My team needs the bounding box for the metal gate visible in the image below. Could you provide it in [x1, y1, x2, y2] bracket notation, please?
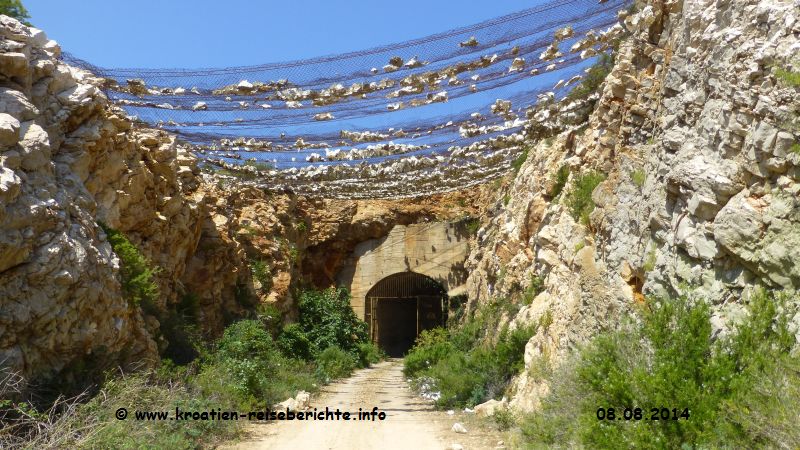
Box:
[364, 272, 448, 352]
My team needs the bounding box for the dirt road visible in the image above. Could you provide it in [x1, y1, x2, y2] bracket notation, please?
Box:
[226, 359, 501, 450]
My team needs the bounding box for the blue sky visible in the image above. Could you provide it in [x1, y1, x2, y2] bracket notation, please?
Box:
[26, 0, 536, 68]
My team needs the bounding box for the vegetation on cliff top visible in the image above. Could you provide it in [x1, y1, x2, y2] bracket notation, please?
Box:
[0, 0, 31, 25]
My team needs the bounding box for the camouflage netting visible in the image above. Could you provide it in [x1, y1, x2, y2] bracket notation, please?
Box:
[64, 0, 632, 198]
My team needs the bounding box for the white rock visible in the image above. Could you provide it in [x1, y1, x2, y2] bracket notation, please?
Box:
[0, 165, 21, 203]
[0, 88, 39, 121]
[294, 391, 311, 410]
[56, 84, 98, 106]
[452, 422, 468, 434]
[19, 122, 51, 171]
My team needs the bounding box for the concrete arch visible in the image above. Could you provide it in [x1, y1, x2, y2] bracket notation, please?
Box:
[336, 221, 471, 320]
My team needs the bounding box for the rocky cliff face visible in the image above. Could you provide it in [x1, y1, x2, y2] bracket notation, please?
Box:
[0, 16, 210, 383]
[465, 0, 800, 411]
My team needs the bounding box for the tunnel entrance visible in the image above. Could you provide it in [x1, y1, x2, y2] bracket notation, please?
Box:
[364, 272, 447, 357]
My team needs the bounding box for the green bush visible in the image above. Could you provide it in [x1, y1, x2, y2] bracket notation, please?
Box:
[250, 259, 272, 294]
[211, 320, 282, 406]
[403, 328, 454, 378]
[463, 217, 481, 235]
[315, 346, 357, 382]
[494, 407, 517, 431]
[565, 171, 606, 225]
[294, 287, 369, 357]
[566, 53, 614, 102]
[550, 165, 570, 199]
[277, 323, 314, 361]
[355, 342, 384, 368]
[631, 169, 646, 188]
[0, 0, 31, 26]
[62, 373, 236, 450]
[511, 147, 530, 175]
[775, 66, 800, 87]
[522, 274, 544, 305]
[100, 223, 159, 313]
[521, 290, 800, 449]
[255, 302, 282, 333]
[405, 317, 537, 408]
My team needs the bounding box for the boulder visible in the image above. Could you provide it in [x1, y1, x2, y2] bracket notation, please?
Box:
[0, 112, 20, 147]
[475, 398, 508, 418]
[19, 121, 51, 171]
[0, 88, 38, 121]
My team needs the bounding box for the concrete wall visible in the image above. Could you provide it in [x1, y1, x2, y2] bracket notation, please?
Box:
[336, 221, 470, 319]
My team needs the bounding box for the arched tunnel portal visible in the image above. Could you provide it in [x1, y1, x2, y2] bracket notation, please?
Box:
[365, 272, 447, 357]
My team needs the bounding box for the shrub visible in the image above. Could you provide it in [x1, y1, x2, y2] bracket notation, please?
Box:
[511, 147, 529, 175]
[250, 259, 272, 294]
[100, 223, 159, 313]
[288, 245, 300, 265]
[0, 0, 31, 26]
[565, 171, 605, 225]
[791, 142, 800, 156]
[196, 320, 318, 410]
[255, 302, 282, 333]
[550, 165, 570, 199]
[461, 217, 481, 235]
[642, 244, 657, 273]
[405, 318, 537, 408]
[294, 287, 369, 357]
[315, 347, 357, 382]
[403, 328, 454, 378]
[494, 407, 517, 431]
[775, 66, 800, 87]
[277, 323, 314, 361]
[631, 169, 646, 188]
[294, 221, 308, 233]
[355, 342, 384, 368]
[566, 53, 614, 102]
[43, 373, 236, 449]
[6, 300, 361, 447]
[521, 290, 800, 449]
[522, 274, 544, 305]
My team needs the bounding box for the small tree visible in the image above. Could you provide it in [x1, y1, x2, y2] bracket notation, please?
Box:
[0, 0, 31, 26]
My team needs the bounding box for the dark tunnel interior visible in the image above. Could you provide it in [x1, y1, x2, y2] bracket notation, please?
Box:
[364, 272, 447, 357]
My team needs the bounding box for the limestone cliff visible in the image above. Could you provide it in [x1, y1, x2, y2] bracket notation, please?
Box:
[464, 0, 800, 411]
[0, 15, 214, 384]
